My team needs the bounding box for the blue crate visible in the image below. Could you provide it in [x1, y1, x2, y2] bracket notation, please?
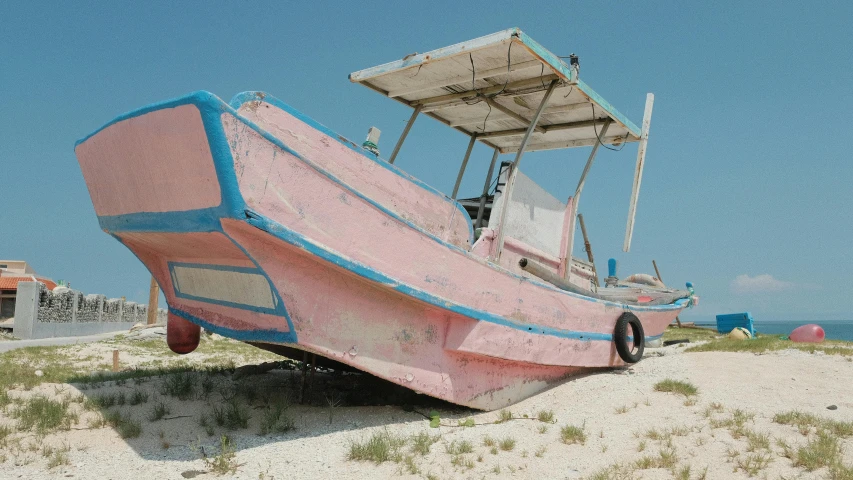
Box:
[716, 313, 755, 337]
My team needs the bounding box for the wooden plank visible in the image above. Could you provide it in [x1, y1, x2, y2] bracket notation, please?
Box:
[578, 213, 599, 288]
[513, 135, 635, 153]
[448, 102, 590, 127]
[349, 28, 518, 83]
[623, 93, 654, 252]
[478, 118, 610, 140]
[413, 75, 561, 109]
[387, 59, 542, 98]
[146, 276, 159, 325]
[481, 96, 545, 133]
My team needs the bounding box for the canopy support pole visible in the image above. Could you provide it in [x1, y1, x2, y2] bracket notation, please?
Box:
[388, 105, 422, 165]
[562, 119, 611, 281]
[623, 93, 654, 252]
[475, 148, 500, 229]
[494, 79, 559, 261]
[451, 133, 477, 199]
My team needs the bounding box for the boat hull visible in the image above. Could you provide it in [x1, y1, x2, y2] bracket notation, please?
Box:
[75, 91, 686, 409]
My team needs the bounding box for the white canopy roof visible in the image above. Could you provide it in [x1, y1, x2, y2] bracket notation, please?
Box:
[350, 28, 642, 153]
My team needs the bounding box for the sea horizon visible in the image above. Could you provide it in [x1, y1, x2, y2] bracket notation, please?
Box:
[692, 319, 853, 342]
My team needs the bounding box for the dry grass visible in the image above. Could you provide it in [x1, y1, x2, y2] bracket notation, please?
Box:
[686, 335, 853, 357]
[560, 424, 586, 445]
[654, 379, 698, 397]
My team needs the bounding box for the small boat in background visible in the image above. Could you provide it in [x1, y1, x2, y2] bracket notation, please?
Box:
[75, 28, 695, 409]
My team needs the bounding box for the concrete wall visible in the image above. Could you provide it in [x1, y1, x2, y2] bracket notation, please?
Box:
[13, 282, 167, 340]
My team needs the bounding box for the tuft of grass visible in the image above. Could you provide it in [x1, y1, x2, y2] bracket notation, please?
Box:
[773, 410, 853, 437]
[457, 418, 475, 427]
[709, 408, 755, 437]
[615, 405, 630, 414]
[258, 400, 295, 435]
[654, 379, 698, 397]
[534, 445, 546, 457]
[560, 424, 586, 445]
[159, 372, 195, 400]
[498, 437, 515, 452]
[537, 424, 548, 434]
[735, 452, 772, 477]
[482, 436, 495, 447]
[347, 430, 406, 464]
[794, 430, 841, 471]
[45, 444, 71, 469]
[202, 435, 238, 475]
[410, 432, 439, 456]
[197, 415, 216, 437]
[496, 409, 513, 424]
[212, 399, 250, 430]
[0, 390, 11, 409]
[445, 439, 473, 455]
[744, 429, 770, 452]
[449, 453, 474, 470]
[588, 463, 638, 480]
[103, 411, 143, 439]
[12, 396, 77, 433]
[635, 447, 678, 470]
[400, 455, 419, 475]
[129, 389, 149, 406]
[148, 401, 171, 421]
[536, 410, 555, 423]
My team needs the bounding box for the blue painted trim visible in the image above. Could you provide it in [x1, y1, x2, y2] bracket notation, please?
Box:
[98, 208, 224, 233]
[168, 261, 280, 315]
[228, 91, 475, 245]
[244, 209, 680, 344]
[170, 306, 296, 344]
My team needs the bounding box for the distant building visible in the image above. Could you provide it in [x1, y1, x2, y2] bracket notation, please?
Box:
[0, 261, 57, 320]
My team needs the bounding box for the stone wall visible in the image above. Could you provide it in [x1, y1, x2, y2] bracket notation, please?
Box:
[13, 282, 167, 340]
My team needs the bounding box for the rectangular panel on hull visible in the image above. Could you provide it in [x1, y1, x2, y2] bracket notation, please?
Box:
[169, 262, 277, 312]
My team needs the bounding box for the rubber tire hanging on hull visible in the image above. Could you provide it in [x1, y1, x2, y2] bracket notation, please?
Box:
[614, 312, 645, 363]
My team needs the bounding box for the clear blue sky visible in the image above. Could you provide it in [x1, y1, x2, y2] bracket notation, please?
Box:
[2, 1, 851, 323]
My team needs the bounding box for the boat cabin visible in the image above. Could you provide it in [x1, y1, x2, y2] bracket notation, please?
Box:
[350, 28, 654, 295]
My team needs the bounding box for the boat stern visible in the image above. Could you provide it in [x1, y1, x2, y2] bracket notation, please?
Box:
[74, 92, 297, 350]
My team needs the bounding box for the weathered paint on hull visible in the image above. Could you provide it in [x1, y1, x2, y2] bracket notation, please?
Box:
[75, 91, 685, 410]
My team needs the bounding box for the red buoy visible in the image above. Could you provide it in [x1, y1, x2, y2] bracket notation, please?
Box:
[167, 312, 201, 354]
[789, 324, 825, 343]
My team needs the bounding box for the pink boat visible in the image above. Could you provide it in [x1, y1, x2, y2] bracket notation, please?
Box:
[74, 29, 695, 410]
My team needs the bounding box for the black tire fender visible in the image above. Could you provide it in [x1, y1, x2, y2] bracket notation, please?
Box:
[614, 312, 645, 363]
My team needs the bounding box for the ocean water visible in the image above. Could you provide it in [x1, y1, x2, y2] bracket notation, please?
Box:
[696, 320, 853, 342]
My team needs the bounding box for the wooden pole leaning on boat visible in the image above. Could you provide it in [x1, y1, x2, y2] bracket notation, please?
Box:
[146, 276, 159, 325]
[577, 213, 598, 287]
[653, 259, 682, 328]
[519, 258, 604, 299]
[520, 258, 685, 306]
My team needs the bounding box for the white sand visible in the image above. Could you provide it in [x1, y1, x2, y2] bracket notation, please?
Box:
[2, 341, 853, 479]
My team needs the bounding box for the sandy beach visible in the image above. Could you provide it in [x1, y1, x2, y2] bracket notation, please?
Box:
[0, 330, 851, 479]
